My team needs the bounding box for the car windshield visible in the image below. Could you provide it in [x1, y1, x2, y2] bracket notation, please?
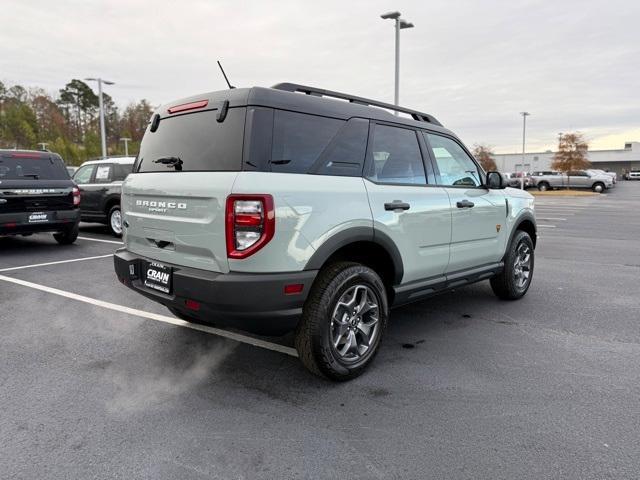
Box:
[0, 154, 69, 180]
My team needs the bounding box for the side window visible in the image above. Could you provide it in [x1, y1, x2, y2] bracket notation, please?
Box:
[113, 163, 133, 181]
[314, 118, 369, 177]
[271, 110, 343, 174]
[73, 165, 94, 185]
[425, 133, 482, 187]
[367, 124, 426, 185]
[94, 164, 113, 183]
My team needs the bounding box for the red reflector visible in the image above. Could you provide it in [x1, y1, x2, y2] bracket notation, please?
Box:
[4, 223, 17, 228]
[167, 99, 209, 114]
[185, 299, 201, 311]
[284, 284, 304, 295]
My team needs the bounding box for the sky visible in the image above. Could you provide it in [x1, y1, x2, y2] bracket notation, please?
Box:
[1, 0, 638, 153]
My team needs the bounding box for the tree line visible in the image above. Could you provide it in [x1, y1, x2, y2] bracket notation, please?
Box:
[0, 79, 154, 165]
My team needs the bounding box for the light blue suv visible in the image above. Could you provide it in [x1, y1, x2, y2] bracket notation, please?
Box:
[114, 83, 536, 380]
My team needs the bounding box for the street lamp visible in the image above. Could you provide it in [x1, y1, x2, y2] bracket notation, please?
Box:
[519, 111, 531, 189]
[381, 11, 414, 113]
[85, 77, 115, 159]
[120, 137, 132, 157]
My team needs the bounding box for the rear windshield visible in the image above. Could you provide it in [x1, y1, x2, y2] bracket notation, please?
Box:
[0, 155, 69, 180]
[136, 108, 246, 173]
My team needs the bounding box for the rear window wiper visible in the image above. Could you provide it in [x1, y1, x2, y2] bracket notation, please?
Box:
[21, 173, 39, 179]
[153, 156, 183, 171]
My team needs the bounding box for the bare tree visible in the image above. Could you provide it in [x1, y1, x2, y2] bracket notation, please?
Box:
[472, 144, 498, 172]
[551, 133, 590, 189]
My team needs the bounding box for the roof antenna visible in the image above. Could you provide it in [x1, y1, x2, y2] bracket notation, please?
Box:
[217, 61, 235, 89]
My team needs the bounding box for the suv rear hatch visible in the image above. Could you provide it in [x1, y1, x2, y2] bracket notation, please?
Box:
[0, 152, 75, 218]
[122, 100, 247, 273]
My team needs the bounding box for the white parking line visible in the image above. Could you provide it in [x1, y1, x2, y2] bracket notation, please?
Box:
[78, 236, 123, 245]
[0, 274, 298, 358]
[538, 224, 557, 228]
[0, 254, 114, 272]
[537, 217, 567, 221]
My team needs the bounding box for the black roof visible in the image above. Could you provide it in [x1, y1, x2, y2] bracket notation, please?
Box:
[157, 83, 453, 137]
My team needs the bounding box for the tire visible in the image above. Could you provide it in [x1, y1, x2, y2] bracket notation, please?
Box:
[295, 262, 389, 381]
[53, 223, 79, 245]
[490, 230, 534, 300]
[107, 205, 123, 237]
[592, 182, 605, 193]
[537, 182, 550, 192]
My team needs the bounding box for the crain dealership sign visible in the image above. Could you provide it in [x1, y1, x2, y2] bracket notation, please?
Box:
[136, 199, 187, 213]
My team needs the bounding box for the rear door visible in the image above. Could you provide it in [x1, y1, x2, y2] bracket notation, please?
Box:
[123, 106, 247, 273]
[364, 123, 451, 284]
[423, 132, 507, 273]
[73, 164, 99, 212]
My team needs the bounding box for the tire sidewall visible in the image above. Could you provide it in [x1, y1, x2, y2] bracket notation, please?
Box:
[311, 265, 388, 378]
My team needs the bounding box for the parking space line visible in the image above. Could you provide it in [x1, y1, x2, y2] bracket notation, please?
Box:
[0, 254, 114, 273]
[538, 224, 557, 228]
[0, 274, 298, 358]
[77, 236, 123, 245]
[537, 217, 567, 221]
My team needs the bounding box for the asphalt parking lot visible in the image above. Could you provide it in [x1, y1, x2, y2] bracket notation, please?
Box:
[2, 183, 640, 479]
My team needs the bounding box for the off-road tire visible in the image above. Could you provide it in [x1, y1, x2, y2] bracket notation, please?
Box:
[53, 223, 79, 245]
[295, 262, 389, 381]
[107, 205, 123, 237]
[490, 230, 534, 300]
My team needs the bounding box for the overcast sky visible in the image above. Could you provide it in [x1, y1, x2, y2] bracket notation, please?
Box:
[2, 0, 638, 153]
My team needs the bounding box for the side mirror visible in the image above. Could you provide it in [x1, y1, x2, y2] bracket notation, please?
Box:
[486, 171, 505, 189]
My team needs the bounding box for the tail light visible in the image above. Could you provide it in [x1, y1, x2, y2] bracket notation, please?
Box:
[225, 194, 275, 259]
[72, 187, 81, 206]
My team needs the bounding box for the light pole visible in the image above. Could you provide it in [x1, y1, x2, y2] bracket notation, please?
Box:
[519, 111, 530, 189]
[381, 11, 414, 113]
[120, 137, 132, 157]
[37, 142, 48, 151]
[85, 77, 115, 159]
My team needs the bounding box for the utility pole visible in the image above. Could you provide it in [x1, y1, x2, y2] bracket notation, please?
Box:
[519, 112, 531, 189]
[380, 11, 414, 113]
[120, 137, 131, 157]
[85, 77, 115, 159]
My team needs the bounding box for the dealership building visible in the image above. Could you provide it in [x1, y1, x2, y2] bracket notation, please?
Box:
[493, 142, 640, 176]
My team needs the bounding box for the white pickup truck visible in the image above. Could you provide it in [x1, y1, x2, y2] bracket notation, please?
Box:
[530, 170, 613, 193]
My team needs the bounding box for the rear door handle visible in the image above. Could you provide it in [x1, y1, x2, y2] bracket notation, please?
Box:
[384, 200, 410, 211]
[456, 200, 475, 208]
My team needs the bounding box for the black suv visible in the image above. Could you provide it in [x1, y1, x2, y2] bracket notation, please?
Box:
[0, 150, 80, 244]
[72, 157, 135, 237]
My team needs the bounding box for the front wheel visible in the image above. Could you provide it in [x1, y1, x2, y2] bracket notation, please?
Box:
[108, 205, 123, 237]
[295, 262, 388, 381]
[592, 182, 605, 193]
[490, 230, 534, 300]
[537, 182, 550, 192]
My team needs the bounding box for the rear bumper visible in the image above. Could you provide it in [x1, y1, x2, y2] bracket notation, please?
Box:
[113, 249, 318, 335]
[0, 209, 79, 236]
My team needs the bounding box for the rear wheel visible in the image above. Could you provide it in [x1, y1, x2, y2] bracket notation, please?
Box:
[490, 230, 534, 300]
[295, 262, 388, 381]
[592, 182, 605, 193]
[53, 223, 79, 245]
[537, 182, 550, 191]
[108, 205, 123, 237]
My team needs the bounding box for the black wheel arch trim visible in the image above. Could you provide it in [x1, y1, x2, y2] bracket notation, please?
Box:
[303, 226, 404, 285]
[510, 211, 537, 248]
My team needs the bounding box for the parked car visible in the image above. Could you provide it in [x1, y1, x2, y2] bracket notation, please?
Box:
[587, 169, 616, 185]
[0, 149, 80, 244]
[72, 157, 135, 236]
[113, 83, 537, 380]
[531, 170, 613, 192]
[626, 171, 640, 180]
[506, 171, 532, 188]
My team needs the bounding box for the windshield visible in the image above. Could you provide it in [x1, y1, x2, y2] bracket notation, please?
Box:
[136, 108, 246, 173]
[0, 154, 70, 180]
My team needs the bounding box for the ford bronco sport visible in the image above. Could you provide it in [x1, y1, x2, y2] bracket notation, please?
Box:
[114, 83, 537, 380]
[0, 149, 80, 244]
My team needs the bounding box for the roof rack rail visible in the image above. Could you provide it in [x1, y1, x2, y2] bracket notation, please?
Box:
[272, 82, 442, 127]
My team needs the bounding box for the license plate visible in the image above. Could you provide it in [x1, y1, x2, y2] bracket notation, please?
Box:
[144, 262, 172, 294]
[28, 212, 50, 223]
